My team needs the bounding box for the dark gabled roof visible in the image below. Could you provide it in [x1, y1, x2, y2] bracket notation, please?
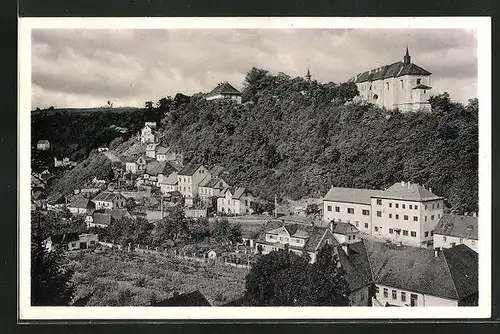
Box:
[145, 161, 177, 176]
[47, 193, 66, 205]
[331, 221, 359, 235]
[68, 197, 94, 209]
[442, 244, 478, 300]
[94, 208, 132, 221]
[434, 214, 478, 240]
[412, 83, 432, 90]
[354, 61, 431, 83]
[221, 186, 253, 199]
[178, 163, 204, 176]
[207, 82, 241, 97]
[37, 139, 50, 145]
[151, 290, 212, 307]
[92, 191, 125, 203]
[374, 182, 442, 201]
[323, 187, 385, 205]
[156, 146, 170, 155]
[337, 241, 373, 291]
[48, 232, 79, 245]
[364, 240, 477, 301]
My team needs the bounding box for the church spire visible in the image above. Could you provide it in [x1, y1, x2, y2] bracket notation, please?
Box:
[404, 45, 411, 64]
[306, 68, 311, 81]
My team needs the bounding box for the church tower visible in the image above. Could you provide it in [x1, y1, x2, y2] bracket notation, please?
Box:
[403, 46, 411, 64]
[306, 68, 311, 81]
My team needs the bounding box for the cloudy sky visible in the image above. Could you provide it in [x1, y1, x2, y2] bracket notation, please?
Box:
[31, 28, 477, 109]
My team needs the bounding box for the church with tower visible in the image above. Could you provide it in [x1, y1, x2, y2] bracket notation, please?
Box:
[349, 47, 432, 112]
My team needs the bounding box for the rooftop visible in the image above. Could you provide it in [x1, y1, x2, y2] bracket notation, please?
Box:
[91, 191, 125, 203]
[207, 82, 241, 98]
[178, 163, 204, 176]
[352, 57, 431, 84]
[323, 187, 386, 205]
[375, 182, 442, 201]
[145, 161, 177, 177]
[434, 214, 478, 240]
[331, 221, 359, 235]
[68, 197, 94, 209]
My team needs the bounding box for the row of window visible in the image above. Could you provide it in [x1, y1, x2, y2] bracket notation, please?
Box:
[376, 286, 418, 306]
[384, 228, 418, 237]
[179, 177, 191, 183]
[326, 206, 371, 216]
[376, 199, 442, 211]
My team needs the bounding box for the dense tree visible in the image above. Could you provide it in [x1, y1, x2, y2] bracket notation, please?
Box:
[305, 203, 321, 216]
[31, 222, 74, 305]
[212, 219, 242, 245]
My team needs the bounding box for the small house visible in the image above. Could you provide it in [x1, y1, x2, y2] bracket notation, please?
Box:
[36, 140, 50, 151]
[91, 191, 127, 210]
[146, 143, 158, 159]
[206, 82, 242, 104]
[67, 196, 95, 215]
[216, 187, 254, 216]
[433, 214, 478, 252]
[45, 233, 99, 252]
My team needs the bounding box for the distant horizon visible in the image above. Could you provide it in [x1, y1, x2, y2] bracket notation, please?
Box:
[32, 28, 477, 110]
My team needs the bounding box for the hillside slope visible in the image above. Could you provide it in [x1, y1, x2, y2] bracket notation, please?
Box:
[157, 68, 478, 214]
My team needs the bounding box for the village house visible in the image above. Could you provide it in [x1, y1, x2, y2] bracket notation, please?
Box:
[330, 221, 361, 245]
[254, 222, 339, 264]
[146, 143, 159, 158]
[54, 156, 77, 168]
[323, 181, 444, 248]
[159, 172, 179, 194]
[67, 196, 95, 215]
[91, 191, 127, 210]
[143, 161, 177, 187]
[36, 139, 50, 151]
[138, 122, 160, 144]
[177, 164, 212, 206]
[433, 214, 478, 252]
[97, 147, 109, 152]
[125, 155, 147, 174]
[86, 208, 133, 228]
[205, 82, 242, 104]
[156, 146, 184, 163]
[45, 233, 99, 252]
[199, 177, 230, 204]
[46, 193, 67, 211]
[217, 187, 255, 216]
[349, 47, 432, 112]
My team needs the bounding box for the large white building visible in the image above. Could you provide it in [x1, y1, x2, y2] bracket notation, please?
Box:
[323, 181, 444, 247]
[350, 47, 432, 112]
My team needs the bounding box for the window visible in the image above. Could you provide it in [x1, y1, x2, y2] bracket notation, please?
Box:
[425, 231, 429, 237]
[364, 223, 369, 229]
[71, 242, 76, 247]
[432, 204, 435, 209]
[417, 79, 421, 84]
[404, 215, 409, 221]
[389, 213, 392, 218]
[409, 205, 413, 209]
[411, 231, 417, 237]
[383, 288, 388, 298]
[392, 290, 397, 300]
[377, 199, 382, 205]
[352, 235, 356, 240]
[425, 205, 428, 210]
[355, 221, 359, 227]
[374, 226, 379, 232]
[348, 235, 351, 240]
[431, 230, 434, 236]
[90, 240, 96, 245]
[437, 214, 441, 219]
[415, 205, 418, 210]
[403, 230, 408, 236]
[395, 214, 399, 220]
[389, 203, 392, 208]
[431, 215, 435, 220]
[377, 211, 382, 217]
[389, 228, 394, 234]
[443, 236, 447, 241]
[347, 208, 354, 214]
[362, 209, 370, 216]
[401, 292, 406, 302]
[425, 216, 427, 222]
[335, 206, 340, 212]
[395, 203, 399, 208]
[327, 205, 332, 212]
[386, 82, 389, 90]
[402, 204, 406, 209]
[375, 286, 380, 294]
[413, 216, 418, 222]
[437, 203, 440, 208]
[401, 80, 404, 89]
[410, 294, 418, 306]
[360, 291, 365, 301]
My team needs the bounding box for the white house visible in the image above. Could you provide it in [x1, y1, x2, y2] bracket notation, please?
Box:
[36, 139, 50, 150]
[199, 177, 230, 204]
[350, 47, 432, 112]
[323, 181, 444, 248]
[45, 233, 99, 252]
[177, 164, 211, 205]
[146, 143, 159, 158]
[139, 123, 159, 144]
[216, 187, 254, 216]
[125, 156, 147, 174]
[159, 172, 179, 194]
[67, 197, 95, 215]
[329, 221, 360, 245]
[91, 191, 127, 210]
[254, 222, 338, 264]
[433, 214, 478, 252]
[205, 82, 242, 104]
[143, 161, 177, 187]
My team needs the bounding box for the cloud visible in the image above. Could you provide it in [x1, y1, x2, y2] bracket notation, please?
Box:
[31, 28, 477, 109]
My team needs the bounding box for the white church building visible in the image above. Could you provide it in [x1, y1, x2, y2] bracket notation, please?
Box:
[350, 47, 432, 112]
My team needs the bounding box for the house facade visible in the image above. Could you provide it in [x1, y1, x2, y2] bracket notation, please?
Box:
[350, 47, 432, 112]
[146, 143, 158, 158]
[45, 233, 99, 252]
[206, 82, 242, 103]
[433, 214, 478, 252]
[144, 161, 177, 187]
[199, 177, 229, 204]
[254, 223, 338, 264]
[323, 181, 444, 247]
[177, 164, 211, 201]
[139, 124, 157, 144]
[216, 187, 254, 215]
[91, 191, 127, 210]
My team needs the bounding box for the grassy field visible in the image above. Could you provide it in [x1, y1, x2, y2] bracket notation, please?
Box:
[64, 248, 247, 306]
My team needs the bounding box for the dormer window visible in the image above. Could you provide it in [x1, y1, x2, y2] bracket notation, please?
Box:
[416, 78, 421, 84]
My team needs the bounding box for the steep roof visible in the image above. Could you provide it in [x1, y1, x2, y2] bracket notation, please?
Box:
[353, 61, 431, 83]
[159, 172, 178, 185]
[331, 221, 359, 235]
[178, 163, 204, 176]
[434, 214, 478, 240]
[364, 240, 477, 300]
[337, 241, 373, 291]
[145, 161, 177, 176]
[210, 166, 225, 178]
[207, 82, 241, 97]
[94, 208, 133, 221]
[221, 186, 253, 199]
[68, 197, 94, 209]
[156, 146, 169, 154]
[91, 191, 125, 203]
[323, 187, 386, 205]
[151, 290, 212, 306]
[374, 182, 442, 201]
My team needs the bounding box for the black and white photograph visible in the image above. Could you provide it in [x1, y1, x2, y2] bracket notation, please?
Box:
[18, 17, 491, 319]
